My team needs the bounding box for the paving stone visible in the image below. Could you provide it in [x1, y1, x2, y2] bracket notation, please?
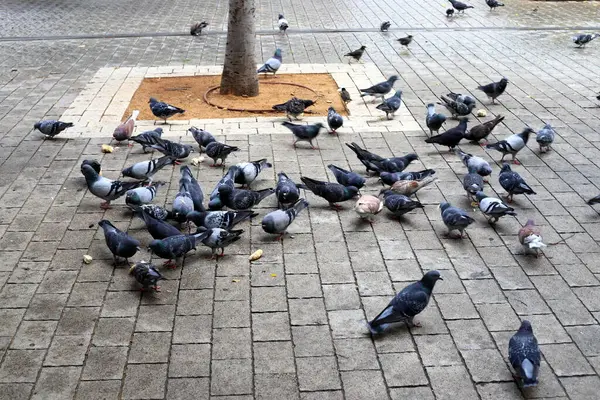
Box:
[287, 274, 323, 298]
[31, 366, 81, 400]
[128, 332, 171, 364]
[25, 292, 68, 322]
[101, 290, 140, 317]
[296, 356, 341, 391]
[166, 378, 209, 400]
[476, 382, 524, 400]
[525, 314, 571, 344]
[251, 286, 287, 312]
[477, 303, 521, 332]
[135, 304, 175, 332]
[255, 373, 299, 400]
[461, 348, 513, 382]
[414, 334, 462, 366]
[0, 283, 37, 308]
[0, 350, 45, 383]
[379, 352, 428, 386]
[300, 392, 343, 400]
[212, 327, 252, 359]
[122, 363, 167, 399]
[92, 317, 135, 346]
[252, 312, 291, 341]
[211, 359, 253, 396]
[289, 298, 327, 325]
[0, 309, 25, 337]
[328, 309, 367, 338]
[427, 365, 479, 400]
[341, 370, 388, 400]
[389, 386, 435, 400]
[81, 347, 127, 380]
[44, 335, 90, 366]
[560, 376, 600, 400]
[292, 325, 334, 357]
[76, 380, 122, 400]
[213, 301, 250, 328]
[173, 315, 211, 343]
[447, 319, 496, 350]
[254, 341, 295, 374]
[435, 293, 480, 320]
[0, 383, 33, 400]
[169, 343, 211, 377]
[540, 343, 595, 376]
[565, 325, 600, 356]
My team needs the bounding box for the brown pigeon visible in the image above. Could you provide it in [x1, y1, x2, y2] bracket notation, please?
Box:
[518, 219, 546, 257]
[113, 110, 139, 145]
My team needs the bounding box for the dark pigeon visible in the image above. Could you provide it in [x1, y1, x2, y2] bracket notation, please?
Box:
[209, 167, 239, 210]
[463, 168, 484, 201]
[81, 159, 101, 175]
[446, 8, 455, 17]
[273, 97, 312, 121]
[136, 204, 174, 221]
[573, 33, 599, 47]
[536, 123, 555, 153]
[98, 219, 140, 265]
[218, 185, 275, 210]
[205, 141, 239, 166]
[190, 21, 208, 35]
[299, 177, 359, 209]
[282, 122, 324, 149]
[509, 320, 541, 388]
[376, 90, 402, 120]
[278, 14, 289, 32]
[130, 127, 163, 152]
[486, 0, 504, 11]
[440, 202, 475, 238]
[180, 165, 205, 211]
[262, 198, 309, 239]
[397, 35, 413, 47]
[477, 78, 508, 104]
[380, 190, 424, 217]
[360, 75, 398, 102]
[340, 88, 352, 103]
[129, 261, 163, 291]
[276, 172, 300, 208]
[499, 163, 536, 202]
[328, 164, 366, 189]
[172, 180, 194, 222]
[587, 194, 600, 205]
[345, 142, 385, 174]
[380, 21, 391, 32]
[327, 107, 344, 133]
[463, 115, 504, 145]
[135, 208, 182, 240]
[148, 230, 211, 269]
[345, 45, 367, 62]
[149, 97, 185, 123]
[439, 95, 475, 118]
[426, 103, 447, 135]
[425, 118, 467, 151]
[188, 127, 215, 153]
[34, 120, 73, 138]
[449, 0, 474, 12]
[149, 137, 194, 162]
[234, 159, 272, 186]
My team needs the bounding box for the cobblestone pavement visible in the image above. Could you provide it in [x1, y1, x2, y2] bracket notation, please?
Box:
[2, 0, 600, 399]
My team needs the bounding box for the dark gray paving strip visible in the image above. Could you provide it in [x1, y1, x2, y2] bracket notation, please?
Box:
[1, 25, 599, 42]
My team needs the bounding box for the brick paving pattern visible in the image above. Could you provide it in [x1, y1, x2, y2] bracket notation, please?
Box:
[1, 0, 600, 399]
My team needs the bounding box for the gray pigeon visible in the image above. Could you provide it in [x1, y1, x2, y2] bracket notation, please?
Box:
[282, 122, 324, 149]
[380, 21, 391, 32]
[98, 219, 140, 265]
[327, 107, 343, 133]
[148, 230, 211, 269]
[573, 33, 600, 48]
[299, 177, 359, 209]
[439, 95, 475, 118]
[130, 128, 163, 152]
[509, 320, 540, 388]
[218, 185, 275, 210]
[536, 123, 555, 153]
[34, 120, 73, 138]
[199, 228, 244, 258]
[262, 199, 309, 239]
[234, 159, 272, 186]
[257, 49, 283, 75]
[135, 208, 182, 239]
[188, 127, 215, 153]
[477, 78, 508, 104]
[379, 169, 436, 185]
[346, 142, 417, 175]
[440, 202, 475, 238]
[81, 164, 143, 209]
[172, 181, 194, 222]
[425, 103, 447, 135]
[129, 261, 163, 291]
[455, 148, 492, 177]
[125, 182, 165, 207]
[360, 75, 399, 102]
[499, 163, 536, 202]
[180, 165, 205, 212]
[328, 164, 366, 190]
[486, 128, 533, 164]
[446, 91, 476, 106]
[475, 191, 516, 223]
[190, 21, 208, 36]
[463, 168, 484, 202]
[149, 137, 194, 162]
[149, 97, 185, 123]
[276, 172, 300, 208]
[587, 194, 600, 206]
[209, 167, 239, 210]
[380, 190, 424, 217]
[121, 155, 175, 183]
[136, 204, 174, 221]
[187, 210, 257, 230]
[376, 90, 403, 120]
[205, 141, 240, 166]
[368, 271, 442, 334]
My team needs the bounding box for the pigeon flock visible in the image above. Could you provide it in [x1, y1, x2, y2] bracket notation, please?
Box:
[27, 10, 600, 393]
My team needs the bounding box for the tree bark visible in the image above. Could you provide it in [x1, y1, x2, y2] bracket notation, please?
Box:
[220, 0, 259, 97]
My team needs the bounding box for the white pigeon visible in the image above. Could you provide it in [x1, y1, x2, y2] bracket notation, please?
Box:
[486, 128, 534, 164]
[278, 14, 289, 33]
[455, 148, 492, 177]
[475, 191, 516, 223]
[354, 195, 383, 222]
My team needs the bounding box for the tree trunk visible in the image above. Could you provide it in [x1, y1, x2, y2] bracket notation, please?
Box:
[220, 0, 259, 97]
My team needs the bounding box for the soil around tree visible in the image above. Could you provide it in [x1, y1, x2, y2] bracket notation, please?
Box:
[122, 73, 349, 121]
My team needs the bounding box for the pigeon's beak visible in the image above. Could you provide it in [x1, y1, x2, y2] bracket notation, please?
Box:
[438, 277, 444, 281]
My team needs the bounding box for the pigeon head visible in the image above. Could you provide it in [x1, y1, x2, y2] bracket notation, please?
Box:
[33, 122, 41, 130]
[148, 97, 158, 104]
[500, 163, 512, 173]
[278, 14, 284, 19]
[314, 123, 325, 130]
[274, 49, 283, 59]
[81, 159, 101, 175]
[388, 75, 399, 84]
[378, 188, 393, 197]
[345, 186, 360, 198]
[393, 90, 403, 98]
[500, 77, 509, 84]
[147, 239, 162, 254]
[126, 191, 141, 205]
[439, 202, 451, 212]
[519, 127, 534, 142]
[81, 164, 100, 183]
[475, 191, 487, 201]
[359, 46, 367, 50]
[328, 106, 335, 113]
[404, 153, 419, 163]
[421, 270, 443, 289]
[407, 35, 414, 39]
[426, 103, 435, 109]
[525, 219, 535, 227]
[518, 320, 533, 334]
[218, 185, 233, 196]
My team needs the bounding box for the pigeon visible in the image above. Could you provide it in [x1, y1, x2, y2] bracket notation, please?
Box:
[463, 115, 505, 145]
[439, 95, 475, 118]
[299, 177, 359, 209]
[257, 49, 282, 75]
[379, 169, 436, 185]
[276, 172, 300, 208]
[509, 320, 541, 388]
[499, 163, 536, 202]
[125, 182, 164, 207]
[573, 33, 600, 48]
[345, 45, 367, 63]
[587, 194, 600, 205]
[190, 21, 208, 36]
[518, 219, 546, 257]
[340, 88, 352, 103]
[376, 90, 403, 120]
[345, 142, 385, 174]
[130, 127, 163, 152]
[262, 198, 309, 239]
[148, 230, 211, 268]
[218, 185, 275, 210]
[129, 261, 163, 291]
[188, 127, 215, 153]
[199, 228, 244, 258]
[346, 143, 418, 174]
[81, 164, 143, 209]
[149, 137, 194, 162]
[209, 167, 239, 210]
[81, 159, 101, 176]
[172, 181, 194, 222]
[389, 176, 437, 196]
[397, 35, 413, 47]
[34, 120, 73, 138]
[368, 271, 443, 333]
[475, 191, 516, 223]
[328, 164, 366, 189]
[113, 110, 139, 144]
[121, 155, 175, 183]
[449, 0, 474, 12]
[425, 118, 467, 151]
[187, 210, 257, 230]
[477, 78, 508, 104]
[205, 141, 239, 166]
[486, 0, 504, 11]
[180, 165, 205, 211]
[273, 98, 314, 121]
[455, 148, 492, 177]
[136, 204, 174, 221]
[234, 159, 272, 187]
[149, 97, 185, 123]
[272, 98, 316, 112]
[446, 8, 455, 17]
[360, 75, 398, 102]
[354, 195, 383, 222]
[380, 21, 391, 32]
[327, 107, 344, 133]
[446, 91, 477, 106]
[278, 14, 289, 32]
[440, 202, 475, 238]
[380, 190, 424, 217]
[282, 122, 324, 149]
[597, 93, 600, 101]
[135, 207, 182, 239]
[486, 128, 533, 164]
[536, 123, 555, 153]
[425, 103, 447, 135]
[463, 168, 485, 202]
[98, 219, 140, 265]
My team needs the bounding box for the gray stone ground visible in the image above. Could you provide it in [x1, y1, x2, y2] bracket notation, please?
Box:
[2, 0, 600, 399]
